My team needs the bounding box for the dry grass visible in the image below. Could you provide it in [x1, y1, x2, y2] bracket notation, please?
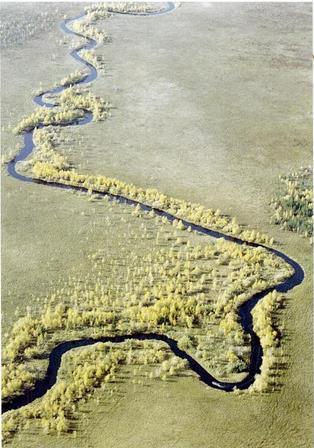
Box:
[1, 2, 312, 448]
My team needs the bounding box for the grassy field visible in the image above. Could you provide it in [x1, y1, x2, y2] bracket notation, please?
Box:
[1, 2, 312, 448]
[1, 1, 90, 328]
[66, 2, 312, 229]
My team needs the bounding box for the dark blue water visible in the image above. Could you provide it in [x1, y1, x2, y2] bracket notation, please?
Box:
[3, 3, 304, 414]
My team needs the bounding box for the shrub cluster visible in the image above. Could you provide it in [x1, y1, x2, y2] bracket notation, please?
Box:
[249, 291, 284, 393]
[2, 341, 187, 440]
[58, 69, 88, 89]
[71, 17, 109, 44]
[13, 88, 111, 134]
[270, 167, 313, 239]
[80, 49, 106, 72]
[85, 2, 169, 16]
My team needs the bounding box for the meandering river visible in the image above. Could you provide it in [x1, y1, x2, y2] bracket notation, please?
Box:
[4, 3, 304, 414]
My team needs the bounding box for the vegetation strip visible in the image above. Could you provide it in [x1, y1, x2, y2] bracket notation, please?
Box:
[4, 2, 304, 416]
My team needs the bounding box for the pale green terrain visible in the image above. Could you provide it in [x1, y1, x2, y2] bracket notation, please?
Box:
[1, 2, 312, 448]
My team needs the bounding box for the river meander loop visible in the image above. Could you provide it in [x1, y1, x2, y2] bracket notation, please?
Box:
[4, 3, 304, 413]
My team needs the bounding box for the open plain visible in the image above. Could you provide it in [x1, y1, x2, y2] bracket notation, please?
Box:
[1, 2, 312, 448]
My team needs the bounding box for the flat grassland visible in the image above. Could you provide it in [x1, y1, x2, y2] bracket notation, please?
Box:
[1, 2, 312, 448]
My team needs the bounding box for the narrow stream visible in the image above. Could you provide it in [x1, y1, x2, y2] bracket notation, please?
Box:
[3, 3, 304, 414]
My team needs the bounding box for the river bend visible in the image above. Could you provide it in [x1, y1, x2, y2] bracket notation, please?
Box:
[3, 3, 304, 413]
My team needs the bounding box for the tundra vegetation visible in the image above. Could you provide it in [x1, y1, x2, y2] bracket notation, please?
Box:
[24, 128, 275, 248]
[249, 291, 285, 393]
[3, 340, 188, 441]
[13, 87, 111, 135]
[2, 2, 299, 445]
[33, 69, 89, 96]
[86, 2, 172, 15]
[31, 155, 274, 245]
[80, 49, 106, 72]
[0, 5, 64, 48]
[11, 4, 274, 247]
[2, 209, 292, 442]
[71, 17, 109, 44]
[270, 167, 313, 240]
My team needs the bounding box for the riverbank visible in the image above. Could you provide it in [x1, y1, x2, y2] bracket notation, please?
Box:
[1, 2, 312, 448]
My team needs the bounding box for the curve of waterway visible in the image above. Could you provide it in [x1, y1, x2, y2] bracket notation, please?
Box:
[3, 3, 304, 414]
